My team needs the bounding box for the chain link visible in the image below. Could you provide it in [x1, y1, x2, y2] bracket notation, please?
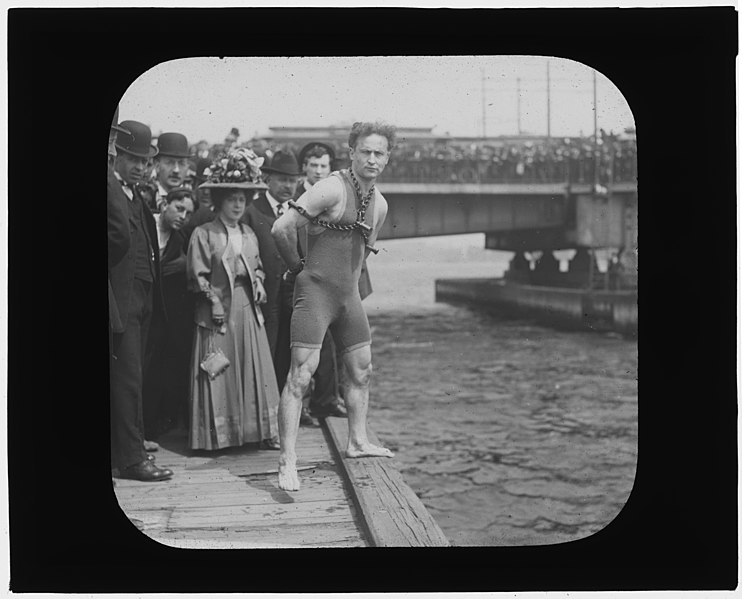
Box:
[288, 169, 379, 253]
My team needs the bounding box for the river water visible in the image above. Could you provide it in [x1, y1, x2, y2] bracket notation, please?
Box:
[361, 235, 638, 547]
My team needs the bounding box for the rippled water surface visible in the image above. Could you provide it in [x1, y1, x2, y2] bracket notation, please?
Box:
[362, 236, 638, 546]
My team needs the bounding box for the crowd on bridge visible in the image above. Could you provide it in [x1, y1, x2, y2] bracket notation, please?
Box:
[191, 129, 637, 187]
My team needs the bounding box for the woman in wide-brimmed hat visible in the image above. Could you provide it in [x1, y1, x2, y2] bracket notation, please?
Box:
[186, 148, 280, 450]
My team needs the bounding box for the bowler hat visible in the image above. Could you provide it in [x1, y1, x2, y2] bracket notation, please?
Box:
[110, 105, 129, 134]
[157, 132, 190, 158]
[261, 150, 301, 176]
[115, 120, 158, 159]
[298, 142, 335, 168]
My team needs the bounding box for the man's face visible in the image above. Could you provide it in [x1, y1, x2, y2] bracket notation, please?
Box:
[156, 156, 188, 190]
[161, 197, 195, 231]
[349, 134, 390, 181]
[304, 153, 331, 185]
[267, 173, 299, 203]
[114, 151, 148, 185]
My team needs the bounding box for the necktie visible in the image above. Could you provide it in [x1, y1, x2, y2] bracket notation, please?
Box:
[276, 204, 284, 218]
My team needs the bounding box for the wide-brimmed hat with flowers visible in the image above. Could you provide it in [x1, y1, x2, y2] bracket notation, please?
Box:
[200, 147, 268, 190]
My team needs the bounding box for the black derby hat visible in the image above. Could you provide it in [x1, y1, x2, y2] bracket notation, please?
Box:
[115, 120, 158, 159]
[110, 105, 129, 134]
[298, 141, 335, 167]
[261, 150, 301, 176]
[157, 132, 190, 158]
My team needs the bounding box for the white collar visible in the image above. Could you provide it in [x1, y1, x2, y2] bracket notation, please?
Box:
[265, 191, 286, 215]
[113, 170, 133, 200]
[154, 213, 171, 251]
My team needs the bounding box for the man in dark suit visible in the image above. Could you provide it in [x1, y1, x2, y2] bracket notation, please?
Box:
[109, 120, 173, 482]
[108, 113, 130, 335]
[142, 188, 195, 440]
[241, 151, 300, 397]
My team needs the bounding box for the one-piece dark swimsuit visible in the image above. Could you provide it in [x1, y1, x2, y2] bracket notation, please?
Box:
[290, 169, 375, 353]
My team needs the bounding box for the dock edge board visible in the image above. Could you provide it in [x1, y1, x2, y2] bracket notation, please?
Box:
[322, 417, 449, 548]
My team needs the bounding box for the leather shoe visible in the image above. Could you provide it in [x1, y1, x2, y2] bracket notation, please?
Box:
[312, 402, 348, 418]
[118, 460, 173, 482]
[299, 407, 317, 426]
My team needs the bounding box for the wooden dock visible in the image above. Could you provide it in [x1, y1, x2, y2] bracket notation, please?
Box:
[114, 418, 448, 548]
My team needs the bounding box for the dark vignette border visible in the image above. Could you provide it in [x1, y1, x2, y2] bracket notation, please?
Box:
[7, 6, 737, 593]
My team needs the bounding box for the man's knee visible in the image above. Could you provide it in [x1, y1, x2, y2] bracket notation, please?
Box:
[346, 358, 373, 387]
[288, 349, 321, 391]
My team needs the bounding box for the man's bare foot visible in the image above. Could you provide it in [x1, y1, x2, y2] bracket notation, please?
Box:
[277, 455, 300, 491]
[346, 443, 395, 459]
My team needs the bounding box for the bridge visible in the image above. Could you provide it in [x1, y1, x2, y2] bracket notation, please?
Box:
[375, 180, 638, 290]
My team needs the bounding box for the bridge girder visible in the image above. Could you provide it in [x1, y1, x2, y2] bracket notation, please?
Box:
[378, 185, 637, 253]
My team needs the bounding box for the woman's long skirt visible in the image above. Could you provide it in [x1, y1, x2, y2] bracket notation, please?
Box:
[189, 284, 279, 450]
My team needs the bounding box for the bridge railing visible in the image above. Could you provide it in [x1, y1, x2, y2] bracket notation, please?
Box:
[378, 156, 637, 185]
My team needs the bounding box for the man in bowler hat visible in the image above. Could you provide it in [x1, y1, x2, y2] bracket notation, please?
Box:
[241, 150, 303, 396]
[154, 132, 191, 211]
[108, 109, 130, 337]
[109, 119, 173, 482]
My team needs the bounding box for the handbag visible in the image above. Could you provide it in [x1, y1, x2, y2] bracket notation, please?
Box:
[200, 328, 230, 380]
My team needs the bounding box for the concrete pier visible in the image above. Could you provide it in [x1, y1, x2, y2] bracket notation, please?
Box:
[435, 278, 637, 336]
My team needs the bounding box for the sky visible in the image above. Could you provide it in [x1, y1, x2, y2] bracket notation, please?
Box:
[119, 55, 635, 145]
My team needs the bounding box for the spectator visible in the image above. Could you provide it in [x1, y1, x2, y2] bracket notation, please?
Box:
[187, 148, 280, 450]
[241, 151, 302, 397]
[143, 187, 196, 440]
[153, 132, 191, 210]
[109, 120, 173, 481]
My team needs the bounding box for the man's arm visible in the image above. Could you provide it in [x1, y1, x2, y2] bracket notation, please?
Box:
[271, 176, 343, 270]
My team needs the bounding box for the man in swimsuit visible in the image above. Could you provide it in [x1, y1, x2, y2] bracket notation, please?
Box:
[272, 122, 396, 491]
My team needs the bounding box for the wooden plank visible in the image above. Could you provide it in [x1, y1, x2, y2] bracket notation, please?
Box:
[126, 501, 356, 531]
[152, 521, 366, 546]
[118, 482, 349, 510]
[116, 471, 343, 500]
[323, 417, 449, 547]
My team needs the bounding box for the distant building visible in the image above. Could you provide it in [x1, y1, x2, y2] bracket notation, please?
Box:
[263, 125, 438, 146]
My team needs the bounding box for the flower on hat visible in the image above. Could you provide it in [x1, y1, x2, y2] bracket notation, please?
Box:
[205, 147, 265, 185]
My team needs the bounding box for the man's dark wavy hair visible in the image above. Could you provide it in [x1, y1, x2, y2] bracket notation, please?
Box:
[348, 121, 396, 151]
[304, 144, 332, 163]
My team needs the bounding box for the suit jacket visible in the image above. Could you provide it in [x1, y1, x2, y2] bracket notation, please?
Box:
[107, 169, 130, 333]
[108, 173, 164, 332]
[187, 218, 265, 332]
[159, 228, 194, 326]
[241, 193, 288, 352]
[108, 169, 130, 269]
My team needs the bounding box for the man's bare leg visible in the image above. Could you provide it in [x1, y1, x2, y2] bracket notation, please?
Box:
[278, 347, 320, 491]
[342, 345, 394, 459]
